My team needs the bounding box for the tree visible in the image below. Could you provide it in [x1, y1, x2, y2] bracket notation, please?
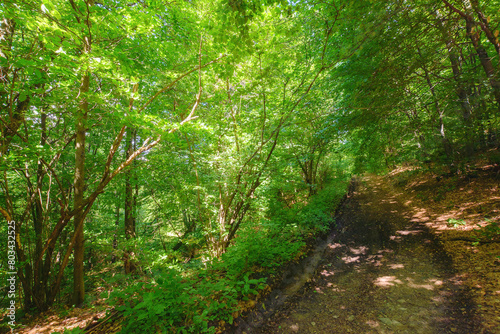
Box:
[0, 0, 221, 309]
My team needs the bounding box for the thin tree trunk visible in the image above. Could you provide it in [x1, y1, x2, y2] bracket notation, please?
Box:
[112, 196, 119, 263]
[469, 0, 500, 63]
[466, 20, 500, 110]
[418, 49, 453, 160]
[183, 133, 203, 222]
[436, 12, 473, 120]
[73, 34, 90, 306]
[33, 111, 47, 309]
[123, 83, 139, 274]
[124, 128, 137, 274]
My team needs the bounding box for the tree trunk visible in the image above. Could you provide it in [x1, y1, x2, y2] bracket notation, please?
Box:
[469, 0, 500, 63]
[419, 51, 453, 160]
[435, 13, 473, 120]
[112, 197, 119, 264]
[33, 111, 47, 309]
[73, 38, 90, 306]
[124, 128, 137, 274]
[466, 20, 500, 111]
[73, 77, 88, 306]
[0, 19, 32, 158]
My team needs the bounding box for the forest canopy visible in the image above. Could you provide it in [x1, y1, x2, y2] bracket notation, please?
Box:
[1, 0, 499, 332]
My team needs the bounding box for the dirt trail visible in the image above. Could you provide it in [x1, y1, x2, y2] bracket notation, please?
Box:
[257, 176, 484, 334]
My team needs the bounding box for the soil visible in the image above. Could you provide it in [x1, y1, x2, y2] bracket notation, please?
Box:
[249, 175, 496, 334]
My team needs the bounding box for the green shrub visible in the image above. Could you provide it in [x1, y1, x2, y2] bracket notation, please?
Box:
[219, 223, 305, 277]
[109, 268, 265, 333]
[447, 218, 466, 228]
[475, 219, 500, 241]
[108, 179, 348, 333]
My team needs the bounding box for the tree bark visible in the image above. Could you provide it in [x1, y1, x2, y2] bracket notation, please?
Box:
[73, 30, 90, 305]
[73, 73, 89, 307]
[466, 20, 500, 111]
[124, 127, 137, 274]
[33, 111, 47, 309]
[468, 0, 500, 63]
[112, 196, 119, 263]
[435, 12, 473, 120]
[418, 48, 453, 160]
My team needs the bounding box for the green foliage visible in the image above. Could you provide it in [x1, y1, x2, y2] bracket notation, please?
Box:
[475, 219, 500, 242]
[109, 268, 265, 333]
[218, 222, 305, 276]
[268, 180, 348, 231]
[107, 175, 348, 333]
[488, 151, 500, 165]
[302, 182, 347, 229]
[8, 0, 500, 329]
[447, 218, 467, 228]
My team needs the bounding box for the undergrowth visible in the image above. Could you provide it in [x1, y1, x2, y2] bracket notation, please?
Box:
[106, 180, 348, 333]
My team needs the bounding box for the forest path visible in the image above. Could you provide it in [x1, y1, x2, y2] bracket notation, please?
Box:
[257, 176, 481, 334]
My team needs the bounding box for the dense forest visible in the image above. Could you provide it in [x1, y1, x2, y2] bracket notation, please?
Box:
[1, 0, 499, 332]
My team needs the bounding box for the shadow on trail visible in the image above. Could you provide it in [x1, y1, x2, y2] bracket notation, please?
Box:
[235, 177, 483, 334]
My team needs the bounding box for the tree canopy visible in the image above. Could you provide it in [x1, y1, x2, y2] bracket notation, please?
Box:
[1, 0, 499, 332]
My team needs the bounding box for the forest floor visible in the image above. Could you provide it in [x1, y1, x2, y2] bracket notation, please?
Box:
[256, 168, 500, 334]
